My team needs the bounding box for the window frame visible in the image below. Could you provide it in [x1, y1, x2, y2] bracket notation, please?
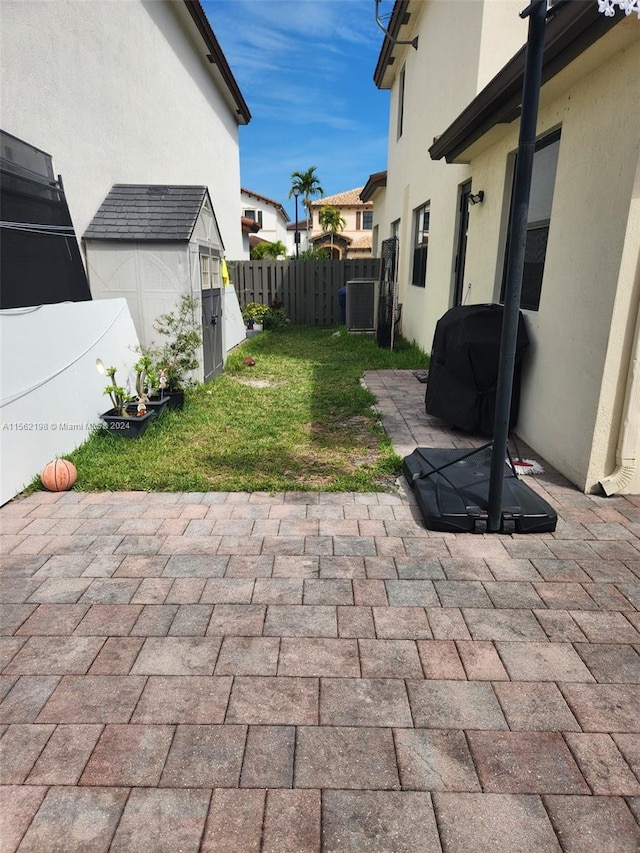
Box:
[243, 208, 263, 228]
[411, 202, 430, 288]
[500, 128, 561, 311]
[397, 65, 406, 140]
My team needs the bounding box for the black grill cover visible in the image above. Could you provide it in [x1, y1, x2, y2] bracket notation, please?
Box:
[425, 304, 529, 436]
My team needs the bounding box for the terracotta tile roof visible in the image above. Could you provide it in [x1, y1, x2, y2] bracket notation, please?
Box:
[350, 235, 372, 250]
[241, 216, 261, 233]
[311, 231, 352, 244]
[310, 187, 371, 208]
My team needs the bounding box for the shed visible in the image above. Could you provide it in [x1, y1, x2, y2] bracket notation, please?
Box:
[84, 184, 245, 383]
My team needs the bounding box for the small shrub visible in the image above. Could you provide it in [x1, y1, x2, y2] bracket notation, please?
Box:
[262, 300, 287, 329]
[242, 301, 288, 328]
[150, 294, 201, 390]
[242, 302, 270, 323]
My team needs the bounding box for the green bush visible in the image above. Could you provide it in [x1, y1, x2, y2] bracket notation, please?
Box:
[242, 302, 270, 323]
[242, 301, 287, 327]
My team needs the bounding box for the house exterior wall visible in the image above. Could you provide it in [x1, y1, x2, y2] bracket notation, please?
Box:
[311, 206, 365, 236]
[442, 22, 640, 493]
[373, 0, 526, 348]
[309, 198, 374, 258]
[284, 226, 310, 258]
[241, 191, 289, 252]
[0, 0, 246, 259]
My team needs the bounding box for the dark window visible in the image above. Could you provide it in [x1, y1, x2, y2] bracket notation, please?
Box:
[243, 208, 263, 227]
[501, 129, 561, 311]
[397, 66, 405, 139]
[362, 210, 373, 230]
[412, 202, 429, 287]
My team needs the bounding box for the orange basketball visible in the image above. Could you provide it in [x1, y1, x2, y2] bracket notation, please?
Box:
[40, 459, 77, 492]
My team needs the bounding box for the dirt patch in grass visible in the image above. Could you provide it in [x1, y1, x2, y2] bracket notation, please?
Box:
[59, 326, 427, 494]
[230, 376, 284, 389]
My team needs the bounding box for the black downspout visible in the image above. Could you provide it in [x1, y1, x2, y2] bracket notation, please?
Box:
[487, 0, 548, 531]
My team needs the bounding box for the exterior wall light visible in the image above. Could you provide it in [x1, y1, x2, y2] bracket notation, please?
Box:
[469, 191, 485, 206]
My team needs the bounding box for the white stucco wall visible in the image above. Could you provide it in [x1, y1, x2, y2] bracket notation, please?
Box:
[284, 228, 310, 258]
[451, 21, 640, 492]
[0, 300, 139, 505]
[241, 191, 289, 251]
[375, 0, 526, 351]
[0, 0, 246, 258]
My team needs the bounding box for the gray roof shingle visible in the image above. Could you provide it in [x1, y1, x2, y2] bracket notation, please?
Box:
[84, 185, 208, 241]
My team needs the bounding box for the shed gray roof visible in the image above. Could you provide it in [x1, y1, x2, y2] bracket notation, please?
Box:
[84, 185, 208, 241]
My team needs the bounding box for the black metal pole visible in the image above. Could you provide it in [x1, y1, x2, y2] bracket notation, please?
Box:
[294, 193, 299, 259]
[487, 0, 547, 531]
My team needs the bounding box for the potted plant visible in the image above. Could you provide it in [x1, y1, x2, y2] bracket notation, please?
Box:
[98, 364, 156, 438]
[151, 294, 201, 409]
[129, 354, 170, 416]
[242, 302, 268, 329]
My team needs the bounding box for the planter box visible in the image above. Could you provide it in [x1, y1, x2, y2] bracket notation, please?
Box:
[162, 390, 184, 410]
[126, 396, 171, 417]
[100, 408, 156, 438]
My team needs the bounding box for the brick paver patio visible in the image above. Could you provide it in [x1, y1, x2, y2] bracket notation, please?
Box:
[0, 370, 639, 851]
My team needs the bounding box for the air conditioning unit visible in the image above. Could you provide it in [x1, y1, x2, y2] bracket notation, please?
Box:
[346, 279, 377, 332]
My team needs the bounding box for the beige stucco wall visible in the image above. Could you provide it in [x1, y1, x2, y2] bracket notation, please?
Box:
[0, 0, 246, 258]
[455, 22, 640, 492]
[311, 205, 373, 242]
[374, 0, 526, 351]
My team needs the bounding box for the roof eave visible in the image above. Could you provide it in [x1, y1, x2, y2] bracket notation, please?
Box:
[429, 1, 622, 164]
[241, 187, 290, 222]
[373, 1, 412, 89]
[182, 0, 251, 125]
[360, 171, 387, 202]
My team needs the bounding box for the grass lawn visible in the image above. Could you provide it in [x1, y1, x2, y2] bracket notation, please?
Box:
[65, 325, 428, 493]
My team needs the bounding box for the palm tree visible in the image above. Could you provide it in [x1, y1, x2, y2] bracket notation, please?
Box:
[318, 204, 346, 256]
[289, 166, 324, 245]
[265, 240, 287, 259]
[250, 240, 286, 260]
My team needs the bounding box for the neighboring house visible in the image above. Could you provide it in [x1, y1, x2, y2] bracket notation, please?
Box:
[285, 218, 311, 258]
[1, 0, 250, 264]
[241, 188, 290, 255]
[241, 216, 261, 257]
[309, 188, 374, 259]
[373, 0, 640, 495]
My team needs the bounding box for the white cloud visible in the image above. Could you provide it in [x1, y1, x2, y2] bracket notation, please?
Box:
[204, 0, 390, 209]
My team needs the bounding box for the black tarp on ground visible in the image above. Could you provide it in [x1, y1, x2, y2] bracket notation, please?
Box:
[0, 130, 90, 309]
[425, 303, 529, 436]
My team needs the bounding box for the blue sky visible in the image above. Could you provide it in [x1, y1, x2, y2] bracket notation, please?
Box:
[203, 0, 391, 220]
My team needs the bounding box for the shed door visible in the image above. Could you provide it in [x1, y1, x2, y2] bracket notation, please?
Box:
[200, 252, 223, 382]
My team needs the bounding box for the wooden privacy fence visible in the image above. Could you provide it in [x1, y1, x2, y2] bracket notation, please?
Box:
[229, 258, 381, 326]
